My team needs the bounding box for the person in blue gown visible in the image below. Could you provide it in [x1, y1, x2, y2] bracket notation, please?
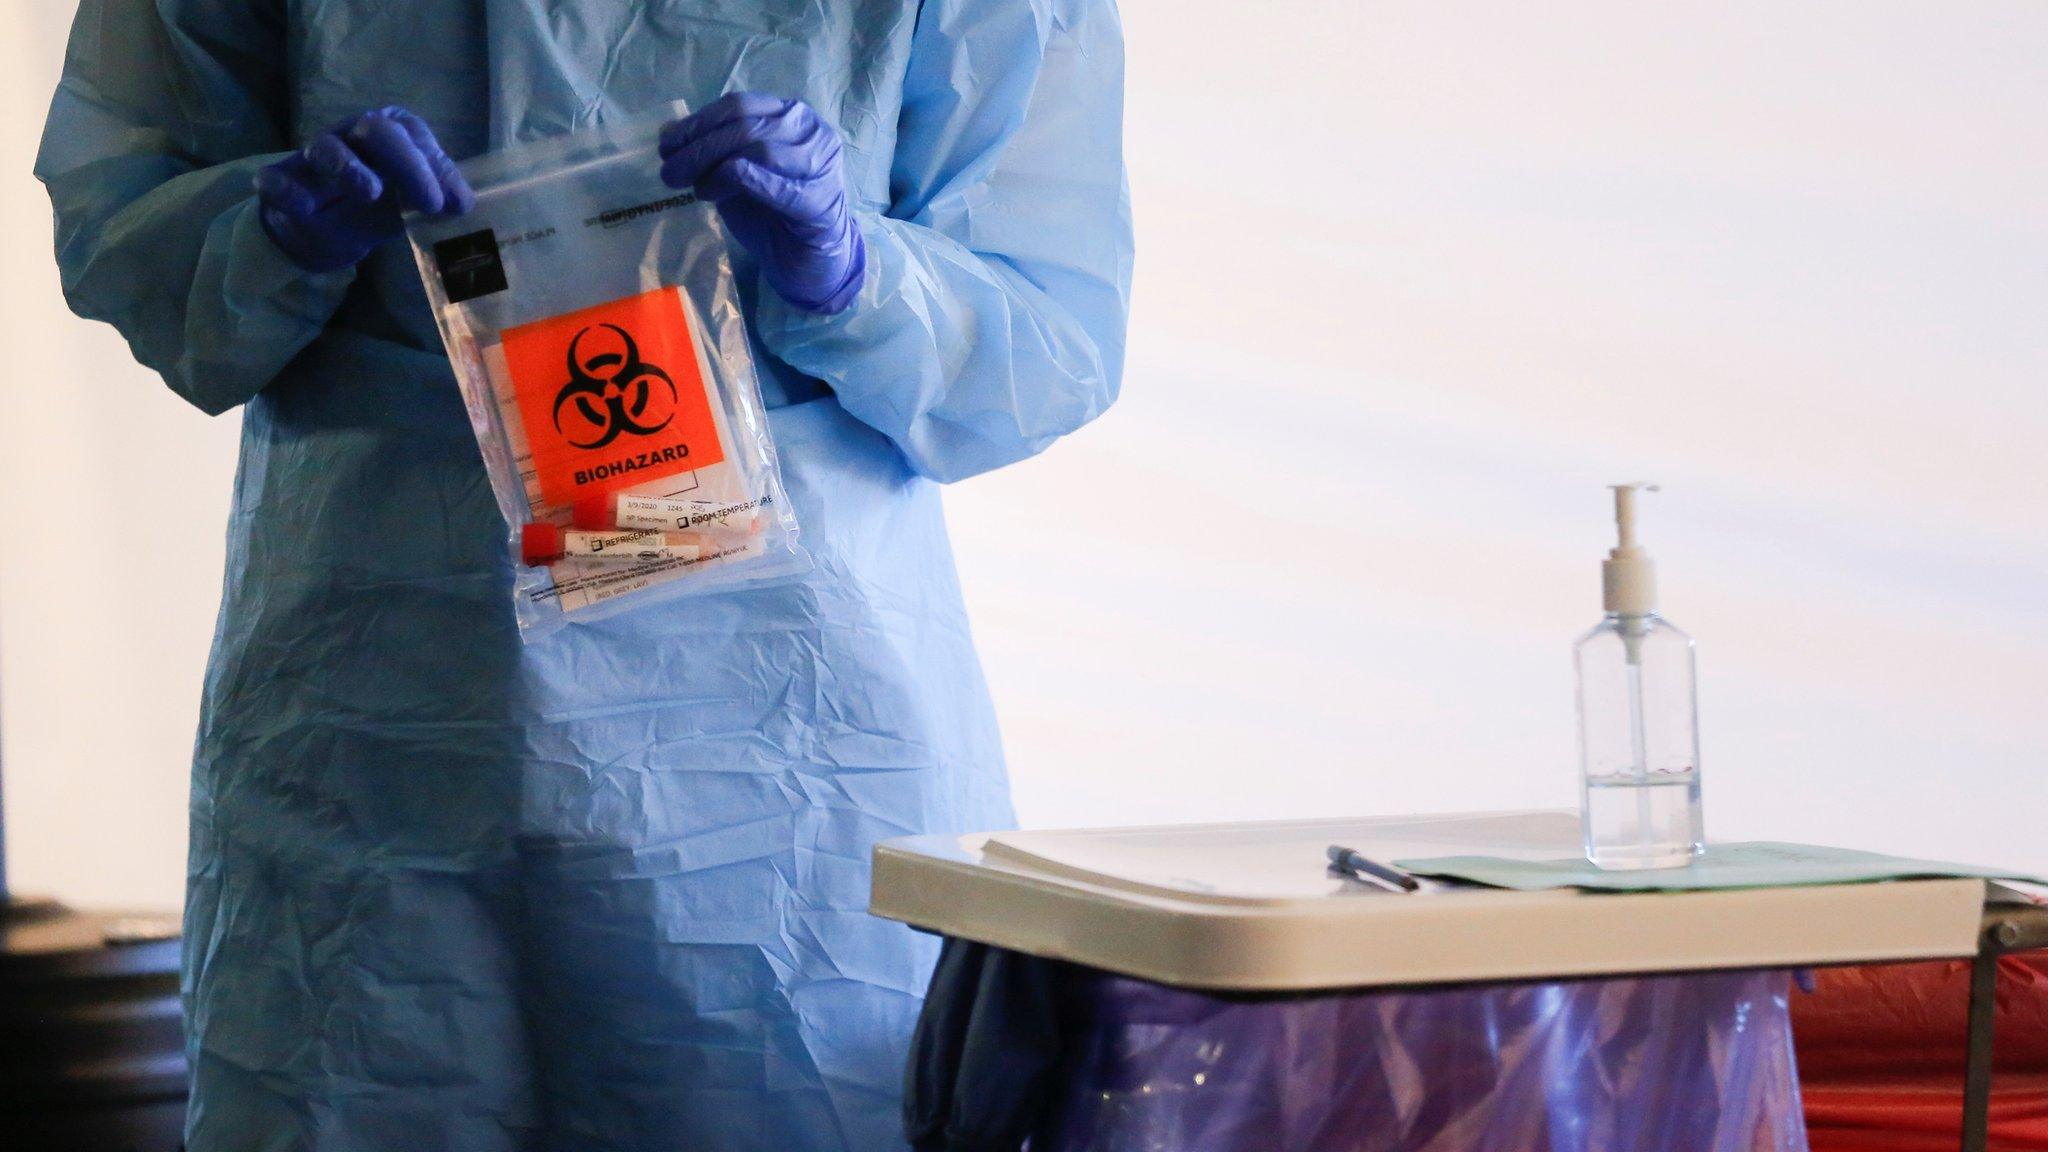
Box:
[35, 2, 1130, 1148]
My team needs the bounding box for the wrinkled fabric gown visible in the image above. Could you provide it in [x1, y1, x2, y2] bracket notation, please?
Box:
[37, 1, 1130, 1147]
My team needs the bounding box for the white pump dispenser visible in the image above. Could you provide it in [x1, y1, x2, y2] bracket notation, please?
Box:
[1574, 483, 1704, 870]
[1601, 482, 1659, 618]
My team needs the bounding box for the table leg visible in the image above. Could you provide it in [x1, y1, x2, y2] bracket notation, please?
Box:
[1959, 904, 2048, 1152]
[1960, 941, 1997, 1152]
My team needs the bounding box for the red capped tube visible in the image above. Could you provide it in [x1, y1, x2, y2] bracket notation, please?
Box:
[521, 522, 565, 566]
[572, 495, 614, 531]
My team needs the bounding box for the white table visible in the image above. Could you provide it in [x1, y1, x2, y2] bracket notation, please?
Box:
[870, 810, 2044, 1151]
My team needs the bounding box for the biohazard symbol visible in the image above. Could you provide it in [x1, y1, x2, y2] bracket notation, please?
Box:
[502, 285, 720, 506]
[551, 325, 679, 450]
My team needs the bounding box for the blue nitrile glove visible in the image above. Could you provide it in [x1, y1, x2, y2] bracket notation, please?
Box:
[255, 106, 475, 273]
[659, 93, 867, 315]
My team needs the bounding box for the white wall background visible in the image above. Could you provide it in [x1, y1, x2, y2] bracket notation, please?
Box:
[4, 2, 2044, 912]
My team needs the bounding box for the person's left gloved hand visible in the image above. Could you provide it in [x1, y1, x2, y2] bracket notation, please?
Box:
[659, 93, 867, 315]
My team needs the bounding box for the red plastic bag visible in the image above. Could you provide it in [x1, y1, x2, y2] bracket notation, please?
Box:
[1793, 953, 2048, 1151]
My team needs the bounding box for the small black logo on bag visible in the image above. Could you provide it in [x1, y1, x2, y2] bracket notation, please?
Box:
[433, 229, 508, 303]
[551, 324, 680, 450]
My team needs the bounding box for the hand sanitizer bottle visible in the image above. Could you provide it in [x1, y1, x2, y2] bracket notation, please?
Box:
[1575, 483, 1704, 870]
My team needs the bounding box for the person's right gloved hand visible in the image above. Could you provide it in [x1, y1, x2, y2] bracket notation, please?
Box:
[255, 106, 474, 273]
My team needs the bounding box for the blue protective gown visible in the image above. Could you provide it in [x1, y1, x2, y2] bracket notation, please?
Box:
[36, 1, 1130, 1148]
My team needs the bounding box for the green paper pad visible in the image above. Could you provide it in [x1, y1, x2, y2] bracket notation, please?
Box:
[1393, 842, 2047, 893]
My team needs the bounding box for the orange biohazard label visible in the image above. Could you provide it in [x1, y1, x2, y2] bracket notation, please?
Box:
[500, 286, 726, 508]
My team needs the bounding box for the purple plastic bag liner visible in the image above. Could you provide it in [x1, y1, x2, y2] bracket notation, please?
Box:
[1033, 969, 1808, 1152]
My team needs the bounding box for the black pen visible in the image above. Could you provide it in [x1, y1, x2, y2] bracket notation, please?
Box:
[1327, 844, 1421, 892]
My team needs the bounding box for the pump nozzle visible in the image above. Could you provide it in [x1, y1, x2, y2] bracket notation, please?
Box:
[1602, 482, 1660, 617]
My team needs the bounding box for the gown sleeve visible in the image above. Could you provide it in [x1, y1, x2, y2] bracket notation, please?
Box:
[753, 0, 1134, 483]
[35, 0, 356, 416]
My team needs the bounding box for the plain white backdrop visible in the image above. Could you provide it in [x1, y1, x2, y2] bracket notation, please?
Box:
[3, 2, 2044, 911]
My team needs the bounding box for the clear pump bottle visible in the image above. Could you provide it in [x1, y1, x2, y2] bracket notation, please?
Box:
[1575, 483, 1704, 870]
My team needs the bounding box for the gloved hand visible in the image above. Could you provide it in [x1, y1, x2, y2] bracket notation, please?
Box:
[255, 106, 474, 273]
[659, 93, 867, 315]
